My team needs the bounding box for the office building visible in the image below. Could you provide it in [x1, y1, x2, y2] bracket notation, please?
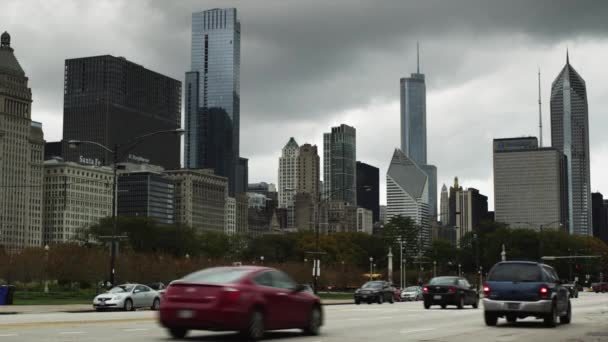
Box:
[298, 143, 320, 200]
[440, 184, 449, 225]
[323, 201, 358, 233]
[550, 53, 592, 235]
[454, 187, 489, 247]
[591, 193, 608, 245]
[185, 8, 245, 194]
[247, 193, 268, 209]
[294, 193, 314, 232]
[380, 205, 387, 224]
[42, 160, 113, 244]
[62, 55, 181, 169]
[235, 193, 249, 234]
[117, 170, 175, 225]
[0, 32, 44, 250]
[357, 208, 373, 235]
[323, 124, 357, 205]
[278, 137, 299, 227]
[386, 149, 431, 247]
[400, 45, 437, 221]
[225, 197, 236, 235]
[448, 177, 463, 227]
[356, 161, 380, 223]
[493, 137, 568, 231]
[164, 169, 228, 232]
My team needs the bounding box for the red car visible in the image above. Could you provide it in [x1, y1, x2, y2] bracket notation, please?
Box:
[159, 266, 323, 340]
[592, 282, 608, 293]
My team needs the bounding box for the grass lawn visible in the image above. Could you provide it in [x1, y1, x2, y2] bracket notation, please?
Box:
[13, 290, 97, 306]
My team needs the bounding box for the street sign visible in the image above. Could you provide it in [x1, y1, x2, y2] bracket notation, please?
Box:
[312, 259, 321, 277]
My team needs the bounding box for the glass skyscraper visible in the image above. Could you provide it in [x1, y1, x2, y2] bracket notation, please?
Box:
[323, 124, 357, 206]
[186, 8, 243, 194]
[550, 53, 591, 235]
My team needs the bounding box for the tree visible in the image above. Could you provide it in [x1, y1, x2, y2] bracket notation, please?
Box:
[383, 215, 421, 257]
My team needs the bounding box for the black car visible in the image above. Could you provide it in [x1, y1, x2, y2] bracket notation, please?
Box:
[483, 261, 571, 327]
[354, 281, 395, 304]
[563, 283, 579, 298]
[422, 276, 479, 309]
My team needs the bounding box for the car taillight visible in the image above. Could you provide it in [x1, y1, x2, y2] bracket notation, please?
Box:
[222, 288, 241, 304]
[483, 285, 490, 296]
[423, 287, 428, 293]
[539, 286, 549, 299]
[448, 286, 457, 294]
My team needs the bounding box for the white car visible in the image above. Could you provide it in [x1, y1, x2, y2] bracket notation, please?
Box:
[93, 284, 160, 311]
[401, 286, 423, 301]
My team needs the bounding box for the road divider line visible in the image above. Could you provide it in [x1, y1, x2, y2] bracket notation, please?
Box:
[0, 334, 18, 337]
[400, 328, 435, 334]
[59, 331, 85, 335]
[0, 318, 154, 330]
[123, 328, 149, 332]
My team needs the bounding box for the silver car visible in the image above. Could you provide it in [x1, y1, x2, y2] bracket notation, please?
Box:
[93, 284, 160, 311]
[401, 286, 423, 301]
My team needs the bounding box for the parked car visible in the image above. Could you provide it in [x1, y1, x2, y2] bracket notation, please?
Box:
[563, 283, 579, 298]
[401, 286, 423, 301]
[422, 277, 479, 309]
[93, 284, 160, 311]
[159, 266, 323, 340]
[393, 287, 402, 302]
[148, 282, 167, 297]
[483, 261, 571, 327]
[354, 281, 395, 305]
[592, 282, 608, 293]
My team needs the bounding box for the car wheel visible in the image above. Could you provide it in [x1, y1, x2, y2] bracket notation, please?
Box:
[544, 302, 558, 327]
[355, 299, 360, 305]
[423, 301, 430, 309]
[484, 312, 497, 326]
[389, 296, 394, 304]
[457, 296, 464, 309]
[303, 305, 322, 336]
[377, 295, 384, 304]
[244, 309, 265, 341]
[151, 298, 160, 311]
[367, 300, 373, 304]
[506, 315, 516, 323]
[472, 298, 479, 309]
[168, 327, 188, 339]
[441, 304, 446, 309]
[123, 299, 134, 312]
[560, 300, 572, 324]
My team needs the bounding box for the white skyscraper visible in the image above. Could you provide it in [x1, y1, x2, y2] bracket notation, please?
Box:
[440, 184, 449, 225]
[278, 138, 300, 227]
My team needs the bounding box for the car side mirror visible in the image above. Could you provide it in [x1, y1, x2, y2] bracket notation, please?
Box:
[293, 284, 307, 293]
[133, 289, 140, 293]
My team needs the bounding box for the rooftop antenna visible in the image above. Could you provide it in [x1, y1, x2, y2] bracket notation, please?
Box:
[416, 41, 420, 74]
[538, 68, 543, 147]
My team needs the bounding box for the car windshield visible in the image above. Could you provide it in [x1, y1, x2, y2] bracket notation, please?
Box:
[108, 285, 134, 293]
[429, 277, 458, 286]
[181, 268, 250, 284]
[488, 263, 542, 282]
[362, 282, 383, 289]
[405, 286, 419, 291]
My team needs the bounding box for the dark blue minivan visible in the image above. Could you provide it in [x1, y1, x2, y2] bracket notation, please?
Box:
[483, 261, 571, 327]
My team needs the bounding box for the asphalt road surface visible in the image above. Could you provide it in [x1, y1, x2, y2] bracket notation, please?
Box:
[1, 292, 608, 342]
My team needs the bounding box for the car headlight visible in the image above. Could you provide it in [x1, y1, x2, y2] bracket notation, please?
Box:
[113, 296, 124, 300]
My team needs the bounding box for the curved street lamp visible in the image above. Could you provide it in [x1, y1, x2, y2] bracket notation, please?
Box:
[67, 128, 185, 286]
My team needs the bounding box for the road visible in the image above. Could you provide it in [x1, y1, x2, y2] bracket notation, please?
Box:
[1, 292, 608, 341]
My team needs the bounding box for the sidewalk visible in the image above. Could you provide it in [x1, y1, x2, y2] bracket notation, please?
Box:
[0, 299, 353, 315]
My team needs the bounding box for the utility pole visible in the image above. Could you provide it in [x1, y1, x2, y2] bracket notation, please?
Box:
[387, 247, 393, 284]
[501, 244, 506, 261]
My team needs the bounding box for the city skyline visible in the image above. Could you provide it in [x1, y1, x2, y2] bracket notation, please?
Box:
[3, 1, 608, 208]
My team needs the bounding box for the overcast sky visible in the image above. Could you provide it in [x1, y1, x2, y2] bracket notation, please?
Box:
[3, 0, 608, 208]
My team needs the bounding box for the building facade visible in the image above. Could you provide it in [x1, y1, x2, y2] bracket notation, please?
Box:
[294, 192, 314, 232]
[356, 208, 373, 235]
[493, 137, 568, 231]
[356, 161, 380, 223]
[454, 187, 489, 247]
[185, 8, 244, 194]
[164, 169, 228, 232]
[117, 171, 175, 225]
[225, 197, 236, 235]
[0, 32, 45, 250]
[278, 137, 299, 228]
[386, 149, 431, 247]
[298, 143, 320, 200]
[62, 55, 181, 169]
[440, 184, 449, 225]
[550, 54, 592, 235]
[591, 193, 608, 245]
[379, 205, 387, 224]
[323, 124, 357, 205]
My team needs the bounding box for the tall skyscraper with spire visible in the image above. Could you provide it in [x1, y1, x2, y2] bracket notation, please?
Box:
[400, 43, 438, 220]
[185, 8, 244, 194]
[440, 184, 449, 225]
[550, 51, 591, 235]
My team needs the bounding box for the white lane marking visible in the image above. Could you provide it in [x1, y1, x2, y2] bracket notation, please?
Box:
[400, 328, 435, 334]
[0, 334, 18, 337]
[59, 331, 85, 335]
[123, 328, 149, 332]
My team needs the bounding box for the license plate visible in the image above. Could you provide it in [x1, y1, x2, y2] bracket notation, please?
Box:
[433, 295, 442, 300]
[177, 310, 194, 319]
[507, 303, 520, 310]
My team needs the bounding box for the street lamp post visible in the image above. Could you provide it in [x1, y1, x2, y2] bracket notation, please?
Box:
[369, 257, 373, 281]
[458, 263, 462, 277]
[67, 128, 184, 287]
[403, 258, 407, 288]
[44, 244, 50, 294]
[433, 261, 437, 278]
[260, 256, 264, 265]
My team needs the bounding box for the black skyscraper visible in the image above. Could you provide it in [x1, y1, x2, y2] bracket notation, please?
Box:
[356, 161, 380, 223]
[62, 55, 181, 169]
[592, 193, 608, 245]
[118, 172, 175, 225]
